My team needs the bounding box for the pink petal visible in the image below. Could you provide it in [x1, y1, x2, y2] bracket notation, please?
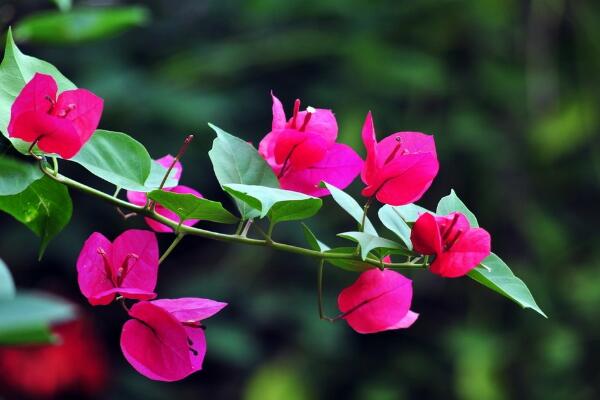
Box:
[8, 73, 57, 135]
[271, 92, 287, 131]
[54, 88, 103, 143]
[11, 111, 82, 158]
[151, 298, 227, 322]
[294, 108, 337, 142]
[110, 230, 159, 297]
[273, 130, 329, 170]
[185, 326, 207, 372]
[90, 287, 156, 305]
[338, 269, 414, 334]
[126, 190, 147, 206]
[147, 185, 203, 233]
[410, 212, 443, 255]
[387, 310, 419, 329]
[375, 132, 437, 168]
[280, 143, 363, 197]
[430, 227, 491, 278]
[360, 111, 378, 183]
[120, 302, 196, 382]
[258, 130, 280, 172]
[76, 232, 114, 305]
[155, 154, 182, 184]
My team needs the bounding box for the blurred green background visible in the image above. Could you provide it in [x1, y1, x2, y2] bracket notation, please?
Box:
[0, 0, 599, 399]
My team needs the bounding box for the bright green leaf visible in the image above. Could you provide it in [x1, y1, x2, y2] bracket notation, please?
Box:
[378, 205, 413, 249]
[324, 247, 371, 272]
[437, 189, 479, 226]
[223, 184, 322, 224]
[321, 182, 377, 235]
[208, 123, 279, 219]
[0, 175, 72, 258]
[0, 292, 75, 345]
[143, 160, 178, 190]
[338, 231, 405, 261]
[0, 28, 76, 153]
[71, 130, 152, 191]
[147, 190, 239, 224]
[469, 253, 546, 318]
[0, 156, 43, 195]
[301, 223, 330, 252]
[386, 203, 431, 223]
[14, 6, 150, 44]
[0, 258, 16, 300]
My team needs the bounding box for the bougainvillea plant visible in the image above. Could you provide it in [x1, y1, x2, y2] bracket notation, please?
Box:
[0, 29, 546, 382]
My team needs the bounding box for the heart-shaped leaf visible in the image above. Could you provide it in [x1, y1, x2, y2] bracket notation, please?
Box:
[338, 231, 405, 261]
[208, 123, 279, 219]
[0, 175, 72, 258]
[469, 253, 546, 317]
[147, 190, 238, 224]
[223, 184, 321, 225]
[378, 205, 413, 249]
[71, 130, 153, 191]
[301, 223, 330, 252]
[0, 156, 43, 195]
[436, 189, 478, 226]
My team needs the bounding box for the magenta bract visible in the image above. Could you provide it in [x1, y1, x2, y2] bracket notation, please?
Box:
[120, 298, 227, 381]
[361, 112, 439, 206]
[8, 73, 103, 159]
[76, 230, 159, 305]
[259, 93, 363, 197]
[338, 268, 418, 334]
[127, 154, 202, 232]
[411, 212, 491, 278]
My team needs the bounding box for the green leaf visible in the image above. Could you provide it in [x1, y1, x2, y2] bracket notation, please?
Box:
[469, 253, 546, 318]
[71, 130, 153, 191]
[338, 231, 405, 261]
[52, 0, 72, 12]
[0, 156, 43, 195]
[147, 190, 238, 224]
[223, 184, 322, 225]
[378, 205, 413, 249]
[14, 6, 150, 44]
[208, 123, 279, 219]
[436, 189, 478, 226]
[321, 182, 377, 235]
[0, 258, 16, 300]
[324, 247, 371, 272]
[386, 203, 431, 223]
[0, 28, 76, 153]
[0, 175, 72, 258]
[143, 160, 178, 190]
[301, 223, 330, 252]
[0, 292, 75, 345]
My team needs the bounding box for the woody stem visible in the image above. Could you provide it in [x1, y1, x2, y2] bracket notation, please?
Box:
[38, 163, 426, 271]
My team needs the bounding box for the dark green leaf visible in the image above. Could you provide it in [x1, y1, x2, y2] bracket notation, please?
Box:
[301, 223, 330, 252]
[324, 247, 371, 272]
[143, 160, 178, 190]
[147, 190, 238, 224]
[321, 182, 377, 235]
[208, 123, 279, 219]
[0, 258, 16, 300]
[338, 231, 405, 261]
[436, 189, 479, 226]
[71, 130, 152, 191]
[469, 253, 546, 318]
[223, 184, 322, 224]
[0, 292, 75, 345]
[14, 6, 150, 44]
[378, 205, 413, 249]
[0, 175, 72, 258]
[0, 28, 76, 153]
[0, 156, 43, 195]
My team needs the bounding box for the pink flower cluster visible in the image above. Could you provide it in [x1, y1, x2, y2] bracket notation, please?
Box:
[9, 74, 492, 380]
[76, 230, 226, 381]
